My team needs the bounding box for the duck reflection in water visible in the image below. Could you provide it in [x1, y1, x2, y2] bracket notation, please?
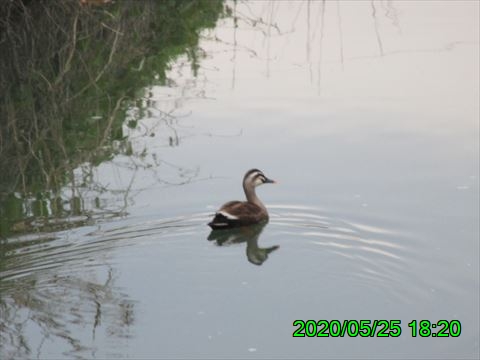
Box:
[207, 222, 279, 266]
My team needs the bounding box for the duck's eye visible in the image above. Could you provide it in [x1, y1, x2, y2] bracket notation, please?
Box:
[255, 176, 267, 185]
[252, 174, 263, 185]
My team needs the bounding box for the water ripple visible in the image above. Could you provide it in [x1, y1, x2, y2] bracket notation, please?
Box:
[268, 204, 427, 303]
[0, 212, 211, 284]
[1, 204, 431, 305]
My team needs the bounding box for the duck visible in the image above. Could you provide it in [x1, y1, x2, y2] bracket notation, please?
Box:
[208, 169, 276, 230]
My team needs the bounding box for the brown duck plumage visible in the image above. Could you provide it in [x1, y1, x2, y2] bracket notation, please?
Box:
[208, 169, 276, 230]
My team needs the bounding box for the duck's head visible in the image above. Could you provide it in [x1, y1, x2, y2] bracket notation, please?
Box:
[243, 169, 276, 188]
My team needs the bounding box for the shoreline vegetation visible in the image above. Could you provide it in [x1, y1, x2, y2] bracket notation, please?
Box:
[0, 0, 226, 236]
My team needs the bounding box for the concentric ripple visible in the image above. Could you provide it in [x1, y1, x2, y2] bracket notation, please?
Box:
[268, 204, 428, 303]
[2, 205, 428, 304]
[0, 212, 211, 284]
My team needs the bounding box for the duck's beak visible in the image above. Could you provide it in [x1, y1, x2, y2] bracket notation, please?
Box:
[265, 178, 276, 184]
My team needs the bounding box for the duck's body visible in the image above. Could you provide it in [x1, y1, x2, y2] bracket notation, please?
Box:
[208, 169, 275, 230]
[209, 201, 267, 228]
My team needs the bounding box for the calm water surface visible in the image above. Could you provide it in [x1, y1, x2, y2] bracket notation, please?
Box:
[1, 1, 479, 359]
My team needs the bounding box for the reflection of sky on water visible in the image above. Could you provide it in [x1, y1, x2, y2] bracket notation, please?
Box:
[117, 0, 478, 199]
[116, 3, 480, 357]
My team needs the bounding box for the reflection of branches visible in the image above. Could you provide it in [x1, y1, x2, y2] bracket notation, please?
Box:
[307, 0, 311, 80]
[80, 163, 136, 215]
[202, 35, 259, 58]
[214, 0, 408, 92]
[336, 0, 344, 70]
[317, 0, 325, 95]
[371, 0, 384, 57]
[0, 264, 134, 358]
[346, 41, 473, 62]
[383, 0, 402, 34]
[287, 1, 305, 33]
[264, 1, 276, 78]
[1, 0, 222, 202]
[231, 0, 237, 89]
[234, 1, 282, 36]
[152, 163, 200, 186]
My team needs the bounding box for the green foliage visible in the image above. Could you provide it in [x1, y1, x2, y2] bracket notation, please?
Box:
[0, 0, 226, 236]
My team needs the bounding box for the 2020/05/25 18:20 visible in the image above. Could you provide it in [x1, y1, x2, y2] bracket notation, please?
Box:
[292, 320, 461, 338]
